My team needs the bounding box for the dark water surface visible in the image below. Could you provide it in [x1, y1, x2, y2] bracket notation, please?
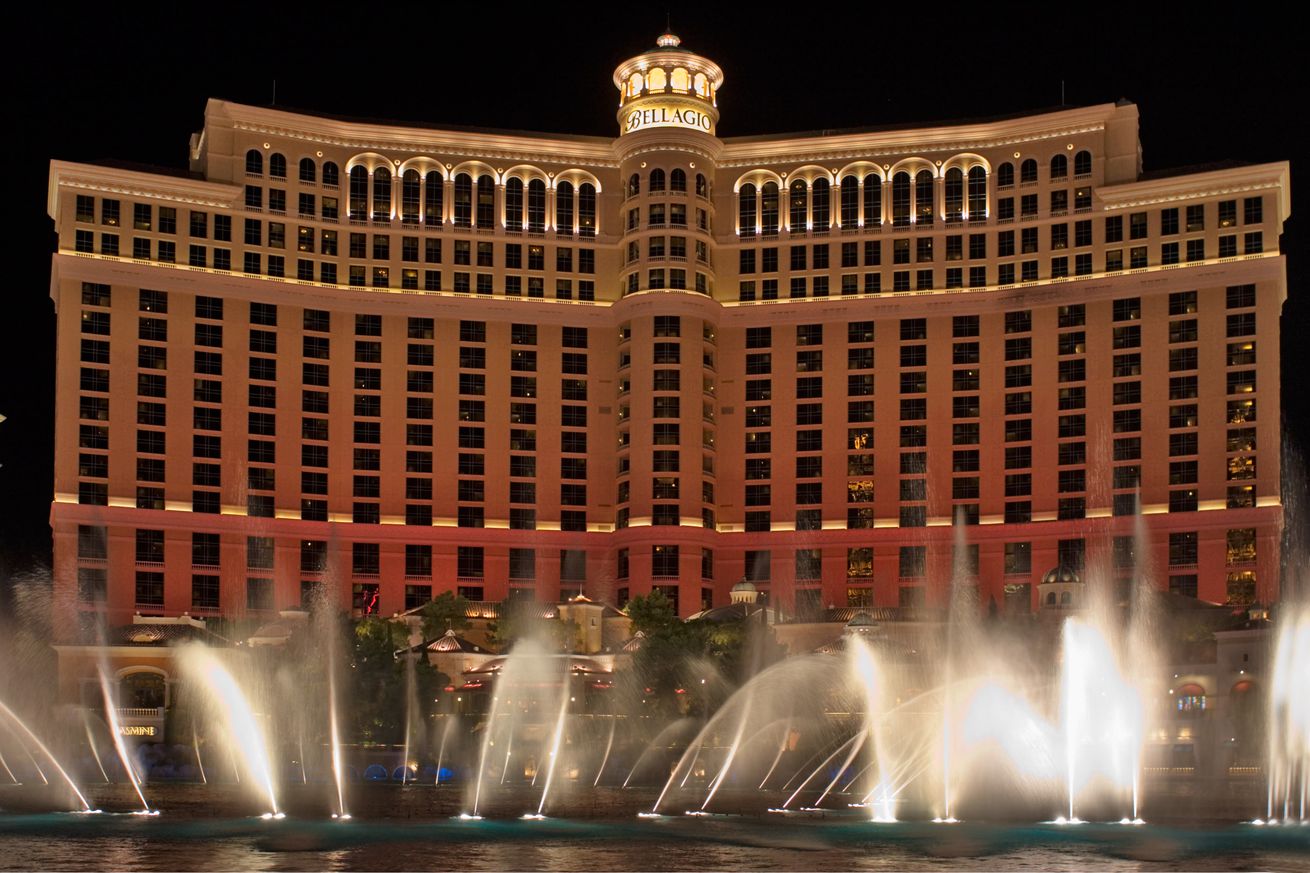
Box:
[1, 784, 1307, 871]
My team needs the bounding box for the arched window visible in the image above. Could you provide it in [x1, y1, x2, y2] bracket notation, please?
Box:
[1046, 592, 1057, 605]
[322, 162, 339, 187]
[863, 174, 882, 226]
[475, 174, 495, 229]
[1051, 153, 1068, 179]
[789, 180, 808, 229]
[556, 181, 575, 232]
[1060, 591, 1072, 605]
[695, 173, 708, 197]
[372, 167, 392, 221]
[454, 173, 473, 227]
[738, 183, 757, 234]
[299, 158, 316, 183]
[269, 153, 286, 178]
[761, 182, 779, 235]
[505, 178, 524, 229]
[245, 149, 263, 175]
[1074, 150, 1092, 177]
[424, 170, 443, 226]
[401, 169, 421, 223]
[647, 67, 667, 91]
[670, 67, 689, 91]
[670, 168, 686, 192]
[650, 168, 666, 192]
[915, 170, 934, 224]
[840, 177, 859, 227]
[997, 162, 1014, 188]
[349, 165, 368, 220]
[578, 184, 596, 236]
[628, 173, 640, 198]
[693, 72, 708, 97]
[944, 168, 964, 221]
[1176, 683, 1208, 716]
[967, 167, 987, 217]
[120, 672, 166, 709]
[628, 72, 643, 98]
[892, 172, 911, 226]
[1020, 158, 1038, 183]
[527, 179, 546, 233]
[812, 178, 830, 228]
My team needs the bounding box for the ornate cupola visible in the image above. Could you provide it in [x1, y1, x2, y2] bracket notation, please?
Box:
[612, 32, 725, 138]
[1038, 564, 1084, 611]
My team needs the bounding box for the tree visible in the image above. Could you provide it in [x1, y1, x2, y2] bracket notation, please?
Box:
[625, 596, 787, 718]
[349, 616, 448, 744]
[419, 591, 472, 640]
[624, 589, 680, 636]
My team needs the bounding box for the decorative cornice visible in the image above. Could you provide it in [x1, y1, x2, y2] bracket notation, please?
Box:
[718, 104, 1123, 167]
[214, 100, 620, 168]
[1097, 162, 1291, 220]
[48, 160, 239, 222]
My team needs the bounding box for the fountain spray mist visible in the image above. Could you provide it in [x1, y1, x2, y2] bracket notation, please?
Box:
[178, 646, 279, 816]
[82, 716, 110, 783]
[535, 659, 573, 815]
[95, 666, 151, 813]
[0, 699, 91, 811]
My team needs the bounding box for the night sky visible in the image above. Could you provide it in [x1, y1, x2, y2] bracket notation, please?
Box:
[6, 8, 1306, 598]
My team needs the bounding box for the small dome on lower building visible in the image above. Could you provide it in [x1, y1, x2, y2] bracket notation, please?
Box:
[1041, 564, 1082, 586]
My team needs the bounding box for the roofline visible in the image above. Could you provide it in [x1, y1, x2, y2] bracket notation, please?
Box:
[53, 644, 231, 657]
[1097, 161, 1291, 222]
[48, 158, 239, 223]
[206, 99, 620, 167]
[718, 102, 1132, 166]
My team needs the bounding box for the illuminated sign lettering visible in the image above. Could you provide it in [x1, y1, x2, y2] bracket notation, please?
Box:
[119, 725, 156, 737]
[623, 104, 714, 135]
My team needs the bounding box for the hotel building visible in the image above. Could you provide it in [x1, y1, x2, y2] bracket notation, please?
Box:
[45, 34, 1289, 639]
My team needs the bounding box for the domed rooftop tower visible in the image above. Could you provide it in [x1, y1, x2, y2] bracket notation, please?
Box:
[612, 32, 724, 138]
[607, 34, 726, 618]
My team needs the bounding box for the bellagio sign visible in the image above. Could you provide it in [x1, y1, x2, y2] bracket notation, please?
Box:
[623, 103, 714, 135]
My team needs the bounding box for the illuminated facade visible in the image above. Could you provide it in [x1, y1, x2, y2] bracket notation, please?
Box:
[45, 34, 1289, 638]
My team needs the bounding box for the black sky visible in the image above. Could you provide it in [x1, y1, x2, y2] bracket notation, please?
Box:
[5, 6, 1306, 592]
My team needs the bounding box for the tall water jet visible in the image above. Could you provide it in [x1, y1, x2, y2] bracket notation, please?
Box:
[849, 635, 897, 821]
[758, 718, 793, 789]
[1124, 491, 1162, 820]
[192, 725, 206, 784]
[1267, 605, 1310, 822]
[400, 649, 418, 785]
[1060, 619, 1145, 821]
[82, 715, 110, 783]
[535, 659, 573, 816]
[468, 639, 558, 816]
[95, 665, 151, 813]
[313, 597, 349, 819]
[435, 716, 454, 785]
[0, 699, 91, 811]
[701, 690, 754, 810]
[941, 514, 980, 821]
[178, 646, 279, 816]
[327, 668, 348, 817]
[594, 718, 616, 787]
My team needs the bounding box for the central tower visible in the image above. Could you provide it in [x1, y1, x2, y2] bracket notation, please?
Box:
[612, 32, 724, 137]
[609, 34, 726, 614]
